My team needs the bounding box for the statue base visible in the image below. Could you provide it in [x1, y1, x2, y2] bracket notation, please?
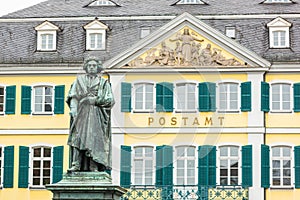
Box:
[46, 172, 126, 200]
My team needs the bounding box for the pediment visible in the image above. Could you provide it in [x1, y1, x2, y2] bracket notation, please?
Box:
[267, 17, 292, 27]
[35, 21, 59, 31]
[84, 19, 108, 30]
[104, 12, 271, 70]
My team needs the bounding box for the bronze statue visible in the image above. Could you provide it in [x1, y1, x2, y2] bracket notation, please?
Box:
[67, 58, 114, 172]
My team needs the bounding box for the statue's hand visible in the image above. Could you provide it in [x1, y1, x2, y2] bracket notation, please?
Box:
[87, 96, 97, 105]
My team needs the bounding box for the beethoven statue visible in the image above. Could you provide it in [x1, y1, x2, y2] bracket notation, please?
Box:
[67, 58, 115, 172]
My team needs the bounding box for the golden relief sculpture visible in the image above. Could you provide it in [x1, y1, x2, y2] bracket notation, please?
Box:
[128, 28, 244, 67]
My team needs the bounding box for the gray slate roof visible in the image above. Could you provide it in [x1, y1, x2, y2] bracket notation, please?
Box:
[1, 0, 300, 18]
[0, 0, 300, 65]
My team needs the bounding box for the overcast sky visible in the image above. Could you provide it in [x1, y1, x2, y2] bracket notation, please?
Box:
[0, 0, 46, 16]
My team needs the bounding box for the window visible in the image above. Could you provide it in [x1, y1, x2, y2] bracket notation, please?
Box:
[271, 83, 292, 112]
[84, 20, 108, 50]
[133, 146, 154, 185]
[176, 0, 205, 4]
[219, 146, 240, 185]
[140, 27, 151, 39]
[271, 146, 292, 187]
[35, 21, 59, 51]
[218, 83, 239, 112]
[264, 0, 292, 3]
[225, 27, 236, 39]
[133, 83, 154, 112]
[31, 146, 52, 187]
[0, 86, 4, 113]
[267, 17, 291, 48]
[175, 146, 196, 185]
[88, 0, 116, 6]
[176, 83, 197, 112]
[33, 86, 53, 114]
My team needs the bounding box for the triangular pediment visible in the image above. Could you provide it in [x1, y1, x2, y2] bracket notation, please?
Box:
[104, 12, 271, 69]
[267, 17, 292, 27]
[84, 19, 108, 30]
[35, 21, 59, 31]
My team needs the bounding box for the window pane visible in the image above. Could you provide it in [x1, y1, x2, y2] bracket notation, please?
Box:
[35, 104, 43, 112]
[45, 87, 52, 95]
[34, 148, 41, 157]
[230, 160, 238, 168]
[283, 169, 291, 176]
[135, 147, 143, 157]
[220, 160, 228, 168]
[272, 147, 280, 157]
[220, 169, 228, 176]
[33, 178, 40, 185]
[43, 178, 50, 185]
[220, 147, 228, 156]
[33, 161, 41, 168]
[283, 147, 291, 157]
[177, 160, 184, 168]
[272, 160, 280, 168]
[272, 169, 280, 177]
[283, 160, 290, 168]
[283, 178, 291, 185]
[177, 147, 185, 157]
[33, 169, 40, 176]
[230, 147, 239, 156]
[187, 147, 195, 156]
[44, 161, 51, 168]
[231, 169, 238, 176]
[230, 178, 238, 185]
[220, 178, 228, 185]
[45, 104, 52, 112]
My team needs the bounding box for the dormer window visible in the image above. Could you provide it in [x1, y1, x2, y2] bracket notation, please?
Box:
[88, 0, 116, 6]
[264, 0, 292, 3]
[35, 21, 59, 51]
[84, 20, 108, 51]
[267, 17, 292, 48]
[176, 0, 205, 4]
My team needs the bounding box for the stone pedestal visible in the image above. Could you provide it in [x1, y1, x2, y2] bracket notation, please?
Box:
[46, 172, 126, 200]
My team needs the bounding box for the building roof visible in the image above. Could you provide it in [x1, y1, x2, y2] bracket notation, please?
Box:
[1, 0, 300, 18]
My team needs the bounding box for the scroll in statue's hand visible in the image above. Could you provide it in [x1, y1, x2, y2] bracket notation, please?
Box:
[80, 96, 97, 105]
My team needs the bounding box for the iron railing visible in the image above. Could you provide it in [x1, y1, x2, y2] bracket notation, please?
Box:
[121, 185, 248, 200]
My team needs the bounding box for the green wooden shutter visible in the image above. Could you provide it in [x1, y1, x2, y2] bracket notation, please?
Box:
[54, 85, 65, 114]
[261, 144, 270, 188]
[242, 145, 253, 187]
[261, 82, 270, 112]
[198, 145, 216, 186]
[294, 83, 300, 112]
[21, 86, 31, 114]
[120, 145, 131, 188]
[294, 146, 300, 188]
[156, 145, 163, 187]
[3, 146, 14, 188]
[241, 82, 252, 112]
[121, 82, 131, 112]
[5, 86, 16, 114]
[155, 145, 173, 187]
[156, 82, 173, 112]
[198, 82, 216, 112]
[18, 146, 29, 188]
[52, 146, 64, 184]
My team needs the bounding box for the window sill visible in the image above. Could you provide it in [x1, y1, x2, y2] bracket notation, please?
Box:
[270, 187, 294, 190]
[217, 110, 240, 113]
[32, 112, 54, 116]
[133, 110, 155, 113]
[36, 50, 57, 52]
[29, 186, 46, 190]
[270, 110, 293, 114]
[175, 110, 197, 113]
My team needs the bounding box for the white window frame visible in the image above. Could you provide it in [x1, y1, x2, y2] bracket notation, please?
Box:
[267, 17, 291, 48]
[140, 27, 151, 39]
[132, 146, 155, 186]
[225, 26, 236, 39]
[29, 145, 53, 188]
[88, 0, 116, 6]
[217, 82, 240, 112]
[84, 20, 108, 51]
[270, 82, 292, 113]
[133, 82, 155, 113]
[270, 145, 293, 188]
[264, 0, 292, 3]
[177, 0, 204, 4]
[32, 85, 54, 115]
[174, 82, 197, 113]
[174, 146, 197, 185]
[35, 21, 59, 51]
[217, 145, 241, 186]
[0, 145, 3, 188]
[0, 85, 6, 115]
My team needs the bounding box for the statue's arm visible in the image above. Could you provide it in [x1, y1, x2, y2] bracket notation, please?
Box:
[67, 82, 79, 118]
[95, 80, 115, 108]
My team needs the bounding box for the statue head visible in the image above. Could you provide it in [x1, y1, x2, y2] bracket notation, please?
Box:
[83, 57, 103, 74]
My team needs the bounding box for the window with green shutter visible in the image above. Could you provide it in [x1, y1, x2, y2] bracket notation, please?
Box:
[261, 82, 270, 112]
[120, 145, 131, 188]
[52, 146, 64, 184]
[219, 146, 238, 186]
[156, 82, 173, 112]
[242, 145, 252, 187]
[5, 85, 16, 114]
[294, 83, 300, 112]
[198, 82, 216, 112]
[241, 82, 252, 112]
[294, 146, 300, 188]
[198, 145, 216, 186]
[54, 85, 65, 114]
[121, 82, 132, 112]
[21, 86, 32, 114]
[18, 146, 29, 188]
[3, 146, 14, 188]
[261, 144, 270, 188]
